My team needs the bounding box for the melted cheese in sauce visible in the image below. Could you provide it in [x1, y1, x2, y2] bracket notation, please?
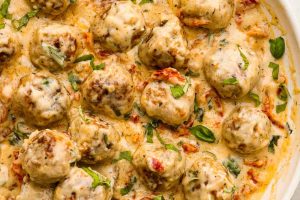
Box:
[0, 0, 297, 200]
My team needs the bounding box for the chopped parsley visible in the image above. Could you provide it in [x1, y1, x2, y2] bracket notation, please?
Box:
[113, 151, 133, 163]
[12, 9, 39, 30]
[120, 176, 137, 196]
[237, 45, 249, 70]
[269, 36, 285, 59]
[189, 125, 216, 143]
[286, 122, 293, 135]
[276, 102, 287, 113]
[223, 158, 241, 177]
[82, 167, 111, 189]
[268, 135, 281, 153]
[223, 77, 238, 85]
[170, 77, 191, 99]
[268, 62, 279, 80]
[248, 92, 261, 107]
[277, 84, 290, 101]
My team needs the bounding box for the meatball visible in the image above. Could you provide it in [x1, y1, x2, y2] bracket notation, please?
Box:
[203, 44, 260, 99]
[54, 167, 112, 200]
[222, 106, 272, 154]
[30, 24, 80, 71]
[141, 68, 195, 126]
[28, 0, 71, 15]
[138, 17, 188, 69]
[91, 1, 146, 53]
[20, 129, 79, 185]
[69, 111, 120, 164]
[81, 62, 134, 118]
[16, 181, 53, 200]
[13, 72, 70, 127]
[178, 0, 234, 30]
[182, 156, 234, 200]
[133, 142, 186, 190]
[0, 26, 17, 65]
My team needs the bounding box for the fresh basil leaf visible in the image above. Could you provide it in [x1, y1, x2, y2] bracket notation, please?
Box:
[170, 85, 184, 99]
[74, 54, 105, 70]
[268, 135, 281, 153]
[68, 72, 80, 91]
[139, 0, 153, 5]
[82, 167, 111, 189]
[156, 132, 180, 153]
[223, 77, 238, 85]
[153, 195, 165, 200]
[269, 37, 285, 59]
[92, 62, 105, 70]
[113, 151, 133, 163]
[237, 45, 249, 70]
[223, 158, 241, 177]
[42, 43, 66, 67]
[277, 84, 289, 101]
[12, 9, 39, 30]
[189, 125, 216, 143]
[74, 54, 94, 63]
[248, 92, 261, 107]
[78, 106, 90, 123]
[268, 62, 279, 80]
[120, 176, 137, 196]
[170, 77, 191, 99]
[8, 122, 31, 146]
[0, 0, 11, 19]
[276, 102, 287, 113]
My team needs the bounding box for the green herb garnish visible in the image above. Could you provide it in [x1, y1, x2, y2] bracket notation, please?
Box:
[276, 102, 287, 113]
[139, 0, 153, 5]
[12, 9, 39, 30]
[237, 45, 249, 70]
[153, 195, 165, 200]
[78, 106, 90, 123]
[120, 176, 137, 196]
[278, 84, 289, 101]
[268, 62, 279, 80]
[269, 36, 285, 59]
[189, 125, 216, 143]
[113, 151, 133, 163]
[144, 120, 158, 143]
[223, 77, 238, 85]
[42, 43, 66, 67]
[82, 167, 111, 189]
[268, 135, 281, 153]
[156, 131, 179, 153]
[74, 54, 105, 70]
[8, 122, 31, 146]
[223, 158, 241, 177]
[248, 92, 261, 107]
[68, 72, 80, 91]
[170, 77, 191, 99]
